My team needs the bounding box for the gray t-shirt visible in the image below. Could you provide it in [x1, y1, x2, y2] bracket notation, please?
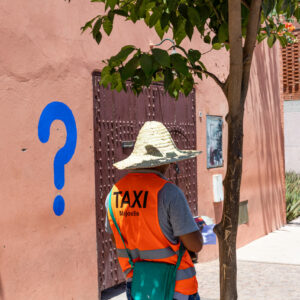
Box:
[105, 170, 199, 300]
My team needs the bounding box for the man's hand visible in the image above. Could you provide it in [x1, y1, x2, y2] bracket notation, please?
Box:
[179, 230, 203, 253]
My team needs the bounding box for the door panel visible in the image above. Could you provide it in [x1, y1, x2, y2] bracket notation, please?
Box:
[93, 73, 198, 293]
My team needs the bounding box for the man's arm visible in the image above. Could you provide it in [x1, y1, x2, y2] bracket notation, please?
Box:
[179, 230, 203, 253]
[158, 182, 204, 253]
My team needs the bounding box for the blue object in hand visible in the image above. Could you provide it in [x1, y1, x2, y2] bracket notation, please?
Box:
[202, 224, 217, 245]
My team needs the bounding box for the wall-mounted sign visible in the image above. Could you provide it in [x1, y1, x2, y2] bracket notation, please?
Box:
[212, 174, 224, 202]
[206, 115, 223, 169]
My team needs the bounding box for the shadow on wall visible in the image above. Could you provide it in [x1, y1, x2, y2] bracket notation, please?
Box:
[248, 43, 285, 234]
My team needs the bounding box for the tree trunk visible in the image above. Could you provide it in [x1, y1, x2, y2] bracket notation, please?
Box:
[214, 107, 244, 300]
[213, 1, 244, 298]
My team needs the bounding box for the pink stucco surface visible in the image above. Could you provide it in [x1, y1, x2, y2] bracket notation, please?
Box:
[195, 42, 285, 261]
[0, 0, 285, 299]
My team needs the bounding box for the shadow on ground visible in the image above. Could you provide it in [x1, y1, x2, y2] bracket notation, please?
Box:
[101, 282, 126, 300]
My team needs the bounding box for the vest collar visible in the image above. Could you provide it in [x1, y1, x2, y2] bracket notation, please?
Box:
[129, 169, 168, 180]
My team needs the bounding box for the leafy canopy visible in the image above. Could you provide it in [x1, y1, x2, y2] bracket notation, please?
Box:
[82, 0, 300, 98]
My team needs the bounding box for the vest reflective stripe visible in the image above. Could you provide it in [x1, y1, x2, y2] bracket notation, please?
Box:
[124, 268, 132, 276]
[120, 253, 196, 281]
[176, 267, 196, 281]
[117, 246, 177, 260]
[108, 173, 198, 295]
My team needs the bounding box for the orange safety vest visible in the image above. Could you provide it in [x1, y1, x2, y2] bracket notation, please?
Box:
[107, 172, 198, 296]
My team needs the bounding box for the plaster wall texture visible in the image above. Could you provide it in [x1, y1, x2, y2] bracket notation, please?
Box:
[194, 41, 285, 261]
[238, 42, 285, 244]
[0, 0, 285, 298]
[284, 100, 300, 173]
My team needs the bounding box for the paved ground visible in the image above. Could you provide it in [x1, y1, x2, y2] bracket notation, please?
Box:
[102, 217, 300, 300]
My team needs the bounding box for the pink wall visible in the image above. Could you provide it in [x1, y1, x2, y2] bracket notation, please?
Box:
[0, 1, 102, 299]
[195, 42, 286, 261]
[0, 0, 285, 298]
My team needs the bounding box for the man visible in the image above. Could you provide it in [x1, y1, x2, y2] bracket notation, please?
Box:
[105, 121, 203, 300]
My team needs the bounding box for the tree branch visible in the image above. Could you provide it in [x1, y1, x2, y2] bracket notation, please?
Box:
[241, 0, 250, 9]
[241, 0, 262, 103]
[203, 70, 228, 97]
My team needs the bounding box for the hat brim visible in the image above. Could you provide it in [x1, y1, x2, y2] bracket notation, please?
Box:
[113, 150, 202, 170]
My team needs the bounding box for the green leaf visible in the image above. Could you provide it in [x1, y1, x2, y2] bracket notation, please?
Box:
[265, 22, 271, 36]
[149, 10, 161, 28]
[218, 23, 228, 43]
[187, 49, 201, 63]
[154, 71, 164, 82]
[213, 34, 220, 43]
[140, 54, 153, 75]
[178, 4, 188, 18]
[107, 0, 117, 9]
[196, 5, 210, 21]
[198, 61, 207, 72]
[275, 0, 282, 13]
[110, 45, 136, 65]
[113, 9, 128, 17]
[155, 21, 165, 40]
[92, 17, 102, 39]
[160, 12, 169, 29]
[121, 56, 140, 80]
[281, 0, 290, 13]
[257, 33, 267, 43]
[174, 18, 186, 44]
[204, 34, 211, 44]
[81, 16, 99, 33]
[100, 74, 112, 88]
[168, 78, 181, 99]
[133, 68, 148, 85]
[101, 65, 111, 76]
[129, 5, 138, 23]
[135, 0, 146, 18]
[262, 0, 276, 17]
[170, 53, 189, 76]
[104, 0, 109, 11]
[103, 17, 113, 35]
[111, 72, 123, 92]
[182, 76, 194, 96]
[95, 32, 102, 44]
[108, 10, 115, 21]
[187, 7, 201, 26]
[267, 34, 276, 47]
[277, 35, 287, 48]
[100, 66, 112, 88]
[163, 68, 173, 90]
[169, 11, 178, 28]
[295, 7, 300, 22]
[196, 72, 202, 80]
[212, 43, 222, 50]
[185, 21, 194, 41]
[144, 11, 151, 26]
[152, 48, 170, 67]
[166, 0, 179, 11]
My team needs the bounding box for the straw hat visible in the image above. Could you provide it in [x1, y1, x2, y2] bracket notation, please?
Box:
[113, 121, 202, 170]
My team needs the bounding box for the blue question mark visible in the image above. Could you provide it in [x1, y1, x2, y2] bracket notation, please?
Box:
[38, 102, 77, 216]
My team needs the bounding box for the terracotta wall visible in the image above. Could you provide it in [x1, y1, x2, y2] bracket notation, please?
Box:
[195, 42, 286, 261]
[0, 1, 102, 299]
[0, 0, 285, 299]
